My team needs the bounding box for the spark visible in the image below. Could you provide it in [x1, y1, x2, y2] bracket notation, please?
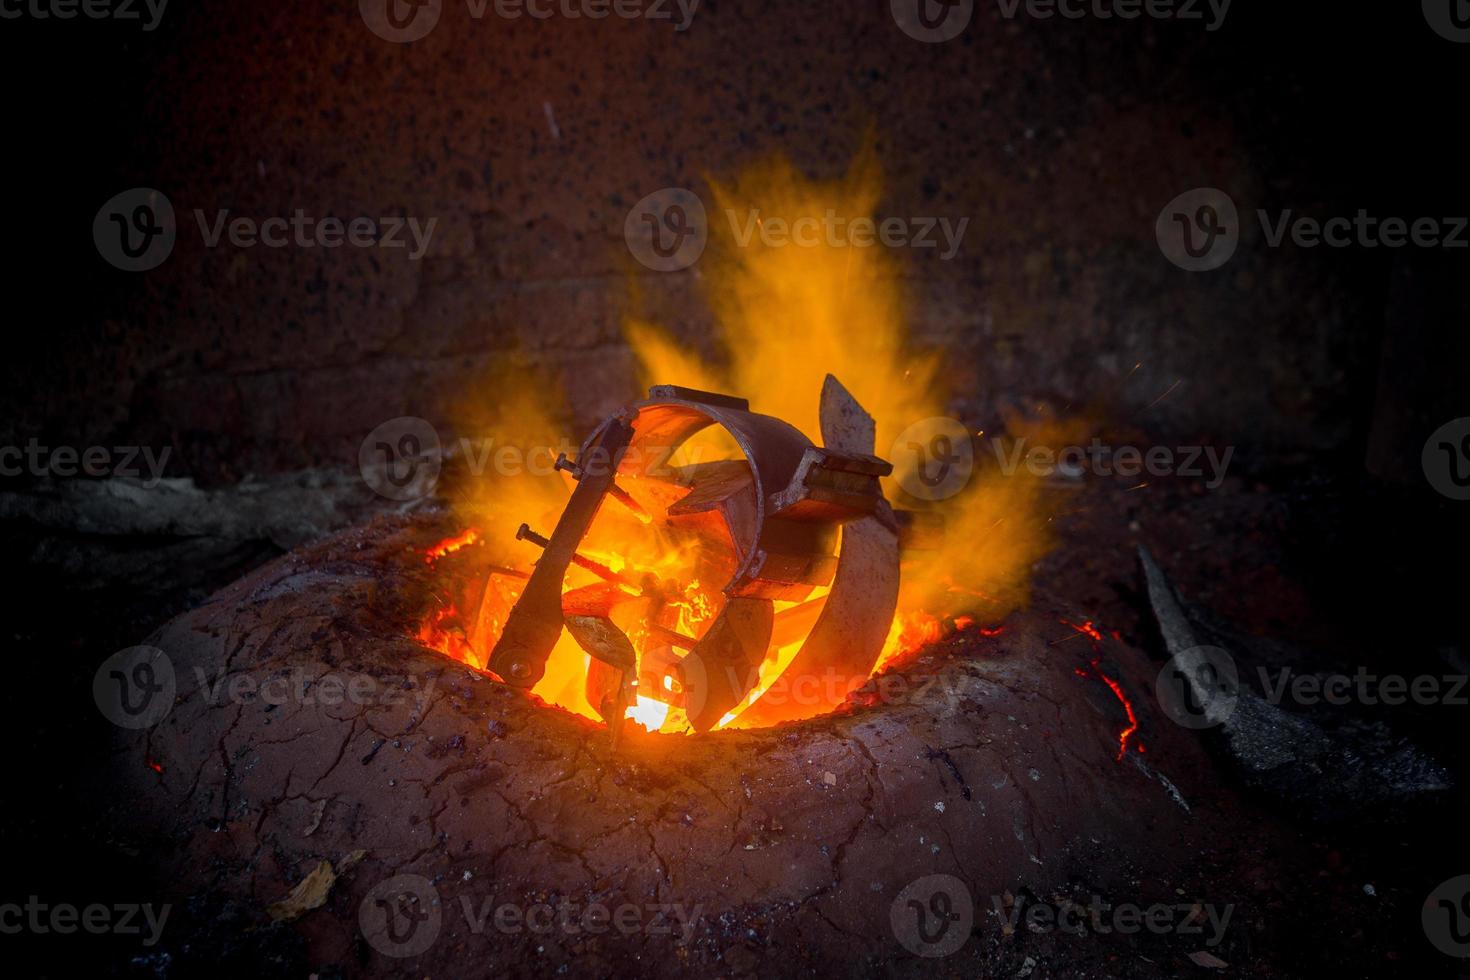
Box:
[1061, 619, 1104, 642]
[1146, 379, 1183, 409]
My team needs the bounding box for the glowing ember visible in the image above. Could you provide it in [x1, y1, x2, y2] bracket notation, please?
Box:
[1092, 664, 1141, 761]
[1062, 618, 1105, 643]
[423, 528, 479, 564]
[1062, 619, 1143, 761]
[417, 601, 474, 666]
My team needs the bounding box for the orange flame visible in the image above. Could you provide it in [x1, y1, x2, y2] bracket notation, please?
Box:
[427, 143, 1056, 734]
[423, 528, 479, 564]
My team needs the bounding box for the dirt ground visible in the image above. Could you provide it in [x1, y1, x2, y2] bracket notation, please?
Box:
[6, 457, 1468, 977]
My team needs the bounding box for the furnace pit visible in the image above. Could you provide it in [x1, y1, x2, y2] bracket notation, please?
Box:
[421, 378, 935, 737]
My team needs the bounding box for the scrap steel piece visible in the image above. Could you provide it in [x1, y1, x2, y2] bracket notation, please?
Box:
[738, 376, 901, 727]
[482, 383, 899, 735]
[565, 613, 638, 742]
[674, 596, 776, 732]
[487, 417, 634, 688]
[1139, 545, 1452, 817]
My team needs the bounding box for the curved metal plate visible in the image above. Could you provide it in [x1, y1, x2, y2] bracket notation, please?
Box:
[738, 375, 901, 725]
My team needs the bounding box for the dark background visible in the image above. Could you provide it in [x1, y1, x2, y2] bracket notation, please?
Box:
[6, 2, 1468, 470]
[1, 1, 1468, 976]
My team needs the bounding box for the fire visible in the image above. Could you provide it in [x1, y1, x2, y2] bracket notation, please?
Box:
[625, 143, 1055, 629]
[417, 599, 477, 667]
[423, 528, 479, 563]
[423, 143, 1057, 735]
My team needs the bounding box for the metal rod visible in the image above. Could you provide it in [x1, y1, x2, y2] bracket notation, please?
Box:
[556, 453, 651, 524]
[516, 523, 639, 591]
